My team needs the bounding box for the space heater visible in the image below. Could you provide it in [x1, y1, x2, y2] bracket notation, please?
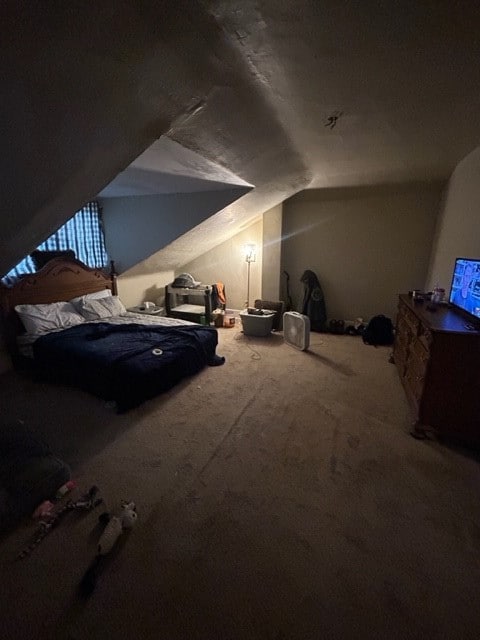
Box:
[283, 312, 310, 351]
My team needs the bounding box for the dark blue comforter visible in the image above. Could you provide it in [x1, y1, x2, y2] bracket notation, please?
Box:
[33, 323, 224, 411]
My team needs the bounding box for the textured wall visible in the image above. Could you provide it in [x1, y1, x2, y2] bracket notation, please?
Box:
[0, 2, 226, 274]
[116, 271, 174, 310]
[426, 146, 480, 293]
[179, 221, 263, 310]
[100, 188, 249, 274]
[0, 1, 310, 277]
[282, 183, 443, 322]
[3, 1, 480, 280]
[262, 204, 283, 301]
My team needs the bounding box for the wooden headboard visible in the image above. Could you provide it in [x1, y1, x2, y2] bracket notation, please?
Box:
[0, 258, 117, 361]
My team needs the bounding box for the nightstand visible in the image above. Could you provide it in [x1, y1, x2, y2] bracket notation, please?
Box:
[127, 305, 165, 316]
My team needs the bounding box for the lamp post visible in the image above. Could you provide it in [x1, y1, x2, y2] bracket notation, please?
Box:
[243, 243, 256, 308]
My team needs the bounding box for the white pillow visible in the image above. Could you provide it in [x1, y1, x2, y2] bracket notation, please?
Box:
[77, 295, 126, 321]
[15, 302, 85, 335]
[70, 289, 112, 311]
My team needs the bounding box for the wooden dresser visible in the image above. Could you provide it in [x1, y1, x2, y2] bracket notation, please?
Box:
[394, 294, 480, 446]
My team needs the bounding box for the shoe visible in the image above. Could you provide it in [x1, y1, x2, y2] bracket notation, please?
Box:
[329, 319, 345, 335]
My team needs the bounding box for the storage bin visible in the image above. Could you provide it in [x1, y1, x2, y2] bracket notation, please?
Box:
[239, 310, 275, 336]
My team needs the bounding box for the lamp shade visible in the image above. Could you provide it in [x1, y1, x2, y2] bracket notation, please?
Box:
[243, 243, 256, 263]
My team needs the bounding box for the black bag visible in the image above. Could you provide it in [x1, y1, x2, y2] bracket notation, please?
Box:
[362, 315, 394, 346]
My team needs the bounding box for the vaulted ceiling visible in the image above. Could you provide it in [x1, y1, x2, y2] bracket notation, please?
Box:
[2, 1, 480, 276]
[98, 137, 252, 198]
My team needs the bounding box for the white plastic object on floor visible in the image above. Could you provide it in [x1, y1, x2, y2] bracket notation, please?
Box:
[98, 516, 123, 555]
[283, 311, 310, 351]
[239, 310, 276, 336]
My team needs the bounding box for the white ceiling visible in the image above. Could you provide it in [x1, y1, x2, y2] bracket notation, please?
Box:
[131, 0, 480, 272]
[178, 0, 480, 189]
[2, 1, 480, 275]
[98, 137, 252, 197]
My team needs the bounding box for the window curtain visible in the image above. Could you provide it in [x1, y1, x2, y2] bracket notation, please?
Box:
[2, 202, 108, 284]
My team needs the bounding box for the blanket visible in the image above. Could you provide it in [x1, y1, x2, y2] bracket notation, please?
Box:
[33, 322, 224, 411]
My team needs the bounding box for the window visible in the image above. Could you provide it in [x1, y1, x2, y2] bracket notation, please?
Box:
[2, 202, 108, 284]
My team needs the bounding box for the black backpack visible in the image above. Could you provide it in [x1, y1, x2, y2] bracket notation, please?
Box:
[362, 315, 394, 346]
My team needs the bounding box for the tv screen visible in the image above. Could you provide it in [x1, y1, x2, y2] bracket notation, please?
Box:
[449, 258, 480, 319]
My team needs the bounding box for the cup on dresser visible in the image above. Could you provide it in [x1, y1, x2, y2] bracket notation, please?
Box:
[432, 288, 445, 304]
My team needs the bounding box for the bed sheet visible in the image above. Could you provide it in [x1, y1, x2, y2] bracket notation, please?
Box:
[17, 311, 194, 358]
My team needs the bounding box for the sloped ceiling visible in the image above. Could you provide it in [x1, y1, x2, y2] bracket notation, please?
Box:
[2, 1, 480, 276]
[98, 136, 252, 197]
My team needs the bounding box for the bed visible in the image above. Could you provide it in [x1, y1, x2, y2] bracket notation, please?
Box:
[0, 258, 224, 411]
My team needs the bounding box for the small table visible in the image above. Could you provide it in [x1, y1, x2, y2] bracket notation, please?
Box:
[127, 305, 164, 316]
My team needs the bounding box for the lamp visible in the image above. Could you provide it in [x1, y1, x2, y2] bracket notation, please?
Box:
[243, 243, 256, 308]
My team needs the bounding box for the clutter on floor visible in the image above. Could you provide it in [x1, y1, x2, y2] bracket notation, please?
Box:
[240, 308, 277, 336]
[345, 318, 366, 336]
[0, 423, 70, 532]
[15, 478, 138, 599]
[362, 314, 395, 346]
[2, 328, 480, 639]
[17, 485, 102, 559]
[329, 319, 345, 335]
[80, 500, 138, 597]
[212, 306, 236, 328]
[254, 299, 285, 331]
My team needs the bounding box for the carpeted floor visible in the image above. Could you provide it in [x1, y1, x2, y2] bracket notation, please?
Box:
[1, 325, 480, 640]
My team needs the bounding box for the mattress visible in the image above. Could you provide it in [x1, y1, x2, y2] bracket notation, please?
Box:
[170, 304, 205, 314]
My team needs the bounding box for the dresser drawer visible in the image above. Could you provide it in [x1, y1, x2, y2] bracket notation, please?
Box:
[394, 336, 408, 365]
[393, 346, 407, 377]
[404, 364, 425, 405]
[403, 306, 420, 336]
[409, 336, 430, 366]
[396, 301, 408, 325]
[417, 325, 433, 352]
[396, 294, 480, 445]
[395, 323, 411, 349]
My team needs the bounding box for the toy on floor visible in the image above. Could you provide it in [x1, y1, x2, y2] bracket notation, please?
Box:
[32, 500, 55, 520]
[98, 501, 137, 554]
[18, 486, 102, 560]
[56, 479, 77, 499]
[80, 501, 137, 597]
[31, 481, 78, 520]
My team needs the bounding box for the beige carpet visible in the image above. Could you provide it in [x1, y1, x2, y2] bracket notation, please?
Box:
[1, 325, 480, 640]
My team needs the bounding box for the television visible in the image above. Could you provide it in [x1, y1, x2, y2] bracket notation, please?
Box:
[448, 257, 480, 320]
